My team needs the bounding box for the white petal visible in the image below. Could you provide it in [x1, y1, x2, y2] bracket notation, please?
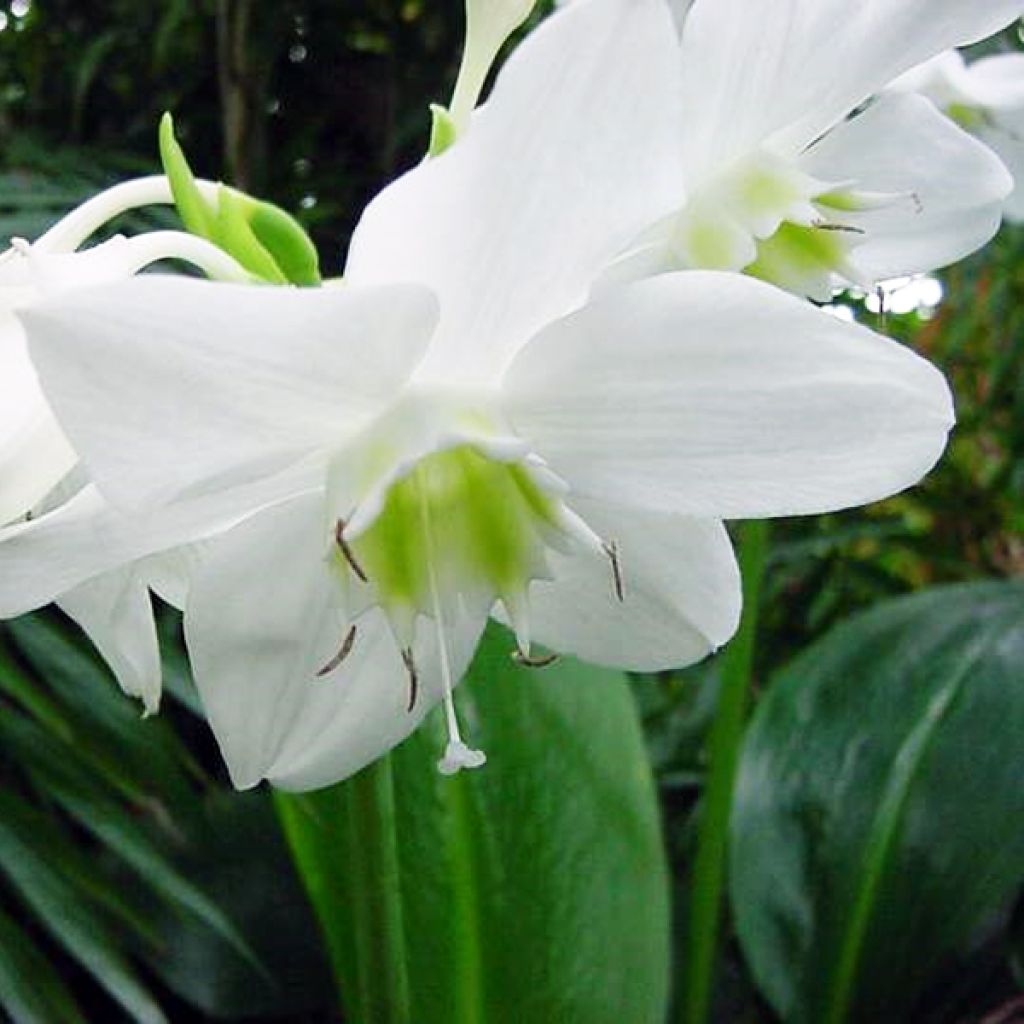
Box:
[503, 272, 954, 519]
[802, 93, 1012, 281]
[57, 566, 162, 715]
[677, 0, 1024, 178]
[980, 108, 1024, 223]
[184, 491, 488, 791]
[498, 501, 740, 671]
[960, 53, 1024, 111]
[0, 465, 319, 618]
[0, 300, 76, 525]
[345, 0, 683, 385]
[21, 276, 437, 512]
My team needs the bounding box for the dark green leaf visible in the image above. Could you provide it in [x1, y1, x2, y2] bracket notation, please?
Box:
[140, 793, 335, 1019]
[0, 905, 87, 1024]
[278, 623, 671, 1024]
[730, 581, 1024, 1024]
[0, 791, 166, 1024]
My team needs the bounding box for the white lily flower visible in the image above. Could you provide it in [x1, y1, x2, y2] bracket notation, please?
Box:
[10, 0, 952, 792]
[888, 49, 1024, 222]
[605, 0, 1024, 300]
[0, 176, 249, 711]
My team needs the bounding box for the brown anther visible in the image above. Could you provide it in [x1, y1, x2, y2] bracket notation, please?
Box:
[812, 220, 866, 235]
[511, 650, 559, 669]
[316, 624, 357, 677]
[401, 648, 419, 712]
[334, 518, 368, 582]
[603, 540, 625, 602]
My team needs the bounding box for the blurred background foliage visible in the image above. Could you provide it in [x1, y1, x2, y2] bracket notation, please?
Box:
[1, 1, 1022, 1022]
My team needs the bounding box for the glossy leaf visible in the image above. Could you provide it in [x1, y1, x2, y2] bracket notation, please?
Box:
[730, 581, 1024, 1024]
[277, 623, 671, 1024]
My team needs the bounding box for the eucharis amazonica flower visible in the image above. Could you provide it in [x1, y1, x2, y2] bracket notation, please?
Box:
[606, 0, 1024, 300]
[0, 177, 251, 711]
[7, 0, 953, 790]
[887, 48, 1024, 222]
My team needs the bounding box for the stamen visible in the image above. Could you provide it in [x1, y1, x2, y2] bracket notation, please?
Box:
[316, 624, 357, 677]
[334, 518, 369, 582]
[401, 647, 419, 712]
[511, 650, 559, 668]
[416, 467, 486, 774]
[603, 540, 625, 602]
[812, 221, 866, 235]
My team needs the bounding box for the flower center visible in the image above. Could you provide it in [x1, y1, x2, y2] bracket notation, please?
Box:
[344, 443, 565, 636]
[669, 148, 902, 300]
[319, 392, 607, 774]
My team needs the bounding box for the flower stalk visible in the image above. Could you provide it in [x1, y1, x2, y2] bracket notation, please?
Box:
[344, 756, 412, 1023]
[681, 518, 770, 1024]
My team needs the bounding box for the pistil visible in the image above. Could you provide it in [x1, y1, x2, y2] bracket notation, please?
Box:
[417, 466, 487, 775]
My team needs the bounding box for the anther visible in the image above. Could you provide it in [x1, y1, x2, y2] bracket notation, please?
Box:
[316, 624, 357, 677]
[511, 650, 559, 668]
[812, 221, 866, 235]
[334, 518, 368, 582]
[401, 647, 419, 712]
[603, 540, 625, 602]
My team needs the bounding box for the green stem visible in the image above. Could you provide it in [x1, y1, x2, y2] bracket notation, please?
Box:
[681, 519, 770, 1024]
[344, 756, 411, 1024]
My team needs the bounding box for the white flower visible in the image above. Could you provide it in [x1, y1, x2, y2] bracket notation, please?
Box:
[0, 176, 249, 711]
[8, 0, 953, 791]
[888, 48, 1024, 222]
[604, 0, 1024, 300]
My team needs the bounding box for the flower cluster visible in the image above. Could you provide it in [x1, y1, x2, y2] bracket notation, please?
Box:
[1, 0, 1021, 791]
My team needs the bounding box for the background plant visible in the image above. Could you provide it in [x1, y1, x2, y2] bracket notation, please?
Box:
[1, 2, 1021, 1021]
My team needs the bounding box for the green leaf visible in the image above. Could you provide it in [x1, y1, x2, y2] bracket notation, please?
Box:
[5, 615, 198, 809]
[428, 103, 457, 157]
[158, 112, 215, 239]
[158, 113, 320, 286]
[0, 905, 87, 1024]
[243, 195, 321, 286]
[0, 711, 263, 978]
[140, 793, 335, 1020]
[730, 581, 1024, 1024]
[0, 790, 166, 1024]
[214, 185, 289, 284]
[277, 623, 670, 1024]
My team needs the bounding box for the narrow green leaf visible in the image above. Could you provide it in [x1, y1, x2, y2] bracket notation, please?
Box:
[0, 791, 166, 1024]
[0, 711, 263, 977]
[0, 905, 87, 1024]
[730, 581, 1024, 1024]
[278, 623, 670, 1024]
[158, 112, 215, 239]
[6, 615, 198, 809]
[140, 793, 334, 1020]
